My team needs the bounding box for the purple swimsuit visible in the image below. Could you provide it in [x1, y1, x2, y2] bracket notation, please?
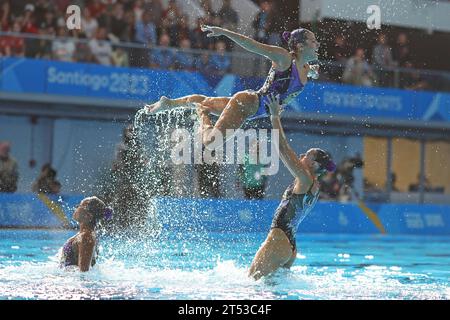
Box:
[60, 237, 98, 268]
[248, 60, 305, 120]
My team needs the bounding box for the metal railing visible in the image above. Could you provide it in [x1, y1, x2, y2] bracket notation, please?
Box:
[1, 31, 449, 92]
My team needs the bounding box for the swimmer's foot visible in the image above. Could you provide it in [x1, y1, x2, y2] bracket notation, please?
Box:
[145, 96, 174, 114]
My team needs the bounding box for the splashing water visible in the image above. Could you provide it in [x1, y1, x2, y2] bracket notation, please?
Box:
[1, 230, 449, 300]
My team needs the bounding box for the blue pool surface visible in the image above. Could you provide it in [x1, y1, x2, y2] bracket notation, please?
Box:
[0, 229, 449, 300]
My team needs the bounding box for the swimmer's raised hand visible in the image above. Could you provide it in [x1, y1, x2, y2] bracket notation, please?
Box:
[266, 94, 285, 118]
[201, 25, 225, 37]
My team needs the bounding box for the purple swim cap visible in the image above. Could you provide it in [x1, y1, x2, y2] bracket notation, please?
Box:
[104, 207, 113, 220]
[314, 148, 336, 173]
[325, 160, 337, 173]
[282, 28, 308, 50]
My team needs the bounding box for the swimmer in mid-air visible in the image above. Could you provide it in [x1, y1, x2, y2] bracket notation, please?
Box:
[248, 94, 336, 280]
[145, 25, 320, 147]
[60, 196, 112, 272]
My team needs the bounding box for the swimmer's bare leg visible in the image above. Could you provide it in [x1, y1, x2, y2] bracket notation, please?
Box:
[145, 95, 230, 115]
[201, 91, 259, 147]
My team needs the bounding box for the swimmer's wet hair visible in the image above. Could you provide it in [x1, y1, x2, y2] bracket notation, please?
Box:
[282, 28, 311, 51]
[310, 148, 336, 173]
[84, 196, 113, 227]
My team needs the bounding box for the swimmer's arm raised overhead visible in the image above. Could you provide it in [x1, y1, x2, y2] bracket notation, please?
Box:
[267, 95, 313, 189]
[78, 234, 95, 272]
[201, 25, 292, 71]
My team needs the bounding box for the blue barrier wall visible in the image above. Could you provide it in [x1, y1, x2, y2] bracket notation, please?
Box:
[0, 194, 449, 235]
[1, 57, 449, 122]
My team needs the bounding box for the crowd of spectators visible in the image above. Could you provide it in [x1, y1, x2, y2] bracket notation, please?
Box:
[0, 0, 236, 75]
[328, 31, 433, 90]
[0, 0, 444, 88]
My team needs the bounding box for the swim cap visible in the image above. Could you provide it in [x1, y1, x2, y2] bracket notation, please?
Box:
[313, 148, 336, 173]
[84, 196, 113, 225]
[103, 207, 113, 221]
[282, 28, 308, 51]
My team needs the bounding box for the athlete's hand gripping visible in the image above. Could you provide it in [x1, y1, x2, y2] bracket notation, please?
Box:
[266, 94, 285, 118]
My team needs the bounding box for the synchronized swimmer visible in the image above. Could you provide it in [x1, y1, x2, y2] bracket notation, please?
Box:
[60, 196, 112, 272]
[248, 95, 335, 280]
[145, 24, 320, 146]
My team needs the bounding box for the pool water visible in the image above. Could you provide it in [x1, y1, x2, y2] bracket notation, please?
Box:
[0, 229, 449, 300]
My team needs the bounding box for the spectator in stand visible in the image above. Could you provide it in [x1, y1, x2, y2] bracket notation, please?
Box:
[109, 2, 127, 42]
[112, 45, 129, 67]
[409, 174, 433, 192]
[388, 172, 399, 192]
[134, 10, 157, 46]
[0, 141, 19, 193]
[22, 4, 38, 34]
[401, 61, 430, 91]
[122, 8, 136, 43]
[209, 40, 231, 75]
[8, 0, 27, 20]
[35, 25, 54, 59]
[319, 171, 340, 200]
[133, 0, 144, 22]
[174, 38, 195, 71]
[161, 0, 181, 44]
[52, 26, 75, 62]
[372, 34, 395, 68]
[217, 0, 238, 31]
[73, 32, 96, 63]
[53, 0, 70, 15]
[1, 1, 10, 31]
[331, 35, 348, 63]
[33, 0, 53, 26]
[89, 27, 113, 65]
[200, 0, 214, 16]
[372, 33, 395, 87]
[252, 0, 274, 44]
[174, 15, 192, 47]
[336, 153, 364, 188]
[145, 0, 163, 30]
[88, 0, 106, 19]
[342, 48, 376, 86]
[393, 32, 411, 67]
[328, 35, 349, 81]
[38, 8, 57, 32]
[22, 3, 40, 58]
[81, 7, 98, 39]
[32, 163, 61, 194]
[0, 20, 25, 57]
[191, 16, 213, 50]
[266, 1, 282, 46]
[151, 32, 174, 70]
[162, 0, 182, 26]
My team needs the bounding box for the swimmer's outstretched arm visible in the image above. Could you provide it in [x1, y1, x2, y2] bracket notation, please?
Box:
[201, 25, 292, 71]
[267, 95, 313, 190]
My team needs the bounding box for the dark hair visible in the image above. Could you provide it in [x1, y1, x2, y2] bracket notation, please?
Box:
[84, 196, 113, 227]
[312, 148, 336, 173]
[282, 28, 309, 51]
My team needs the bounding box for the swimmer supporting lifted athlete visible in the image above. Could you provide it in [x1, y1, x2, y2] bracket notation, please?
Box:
[248, 94, 336, 280]
[145, 25, 320, 147]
